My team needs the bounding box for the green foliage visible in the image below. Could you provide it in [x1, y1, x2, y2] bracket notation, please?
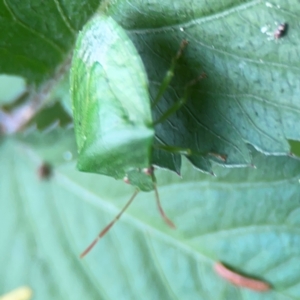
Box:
[111, 0, 300, 173]
[1, 131, 300, 299]
[1, 0, 300, 299]
[0, 75, 26, 105]
[0, 0, 99, 83]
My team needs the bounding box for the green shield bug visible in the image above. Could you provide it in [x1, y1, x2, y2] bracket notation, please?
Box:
[71, 14, 220, 257]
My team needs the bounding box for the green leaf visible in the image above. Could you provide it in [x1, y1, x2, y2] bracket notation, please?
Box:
[1, 130, 300, 299]
[0, 74, 26, 105]
[27, 101, 72, 131]
[52, 72, 73, 116]
[107, 0, 300, 170]
[3, 0, 300, 173]
[0, 0, 100, 84]
[2, 2, 300, 299]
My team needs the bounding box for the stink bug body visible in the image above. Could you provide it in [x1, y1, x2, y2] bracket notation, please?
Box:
[71, 14, 155, 192]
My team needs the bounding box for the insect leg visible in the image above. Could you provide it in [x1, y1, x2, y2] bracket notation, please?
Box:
[154, 183, 176, 228]
[142, 167, 176, 228]
[80, 189, 139, 258]
[154, 144, 227, 161]
[151, 40, 188, 109]
[153, 73, 206, 125]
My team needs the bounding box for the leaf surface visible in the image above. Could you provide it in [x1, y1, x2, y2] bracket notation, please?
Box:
[109, 0, 300, 171]
[0, 0, 99, 83]
[1, 129, 299, 299]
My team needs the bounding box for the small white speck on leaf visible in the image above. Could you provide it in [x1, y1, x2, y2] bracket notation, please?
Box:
[265, 2, 273, 8]
[260, 25, 269, 33]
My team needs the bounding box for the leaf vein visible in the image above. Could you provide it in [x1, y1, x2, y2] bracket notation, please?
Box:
[233, 96, 283, 146]
[128, 0, 262, 34]
[144, 234, 182, 300]
[185, 106, 247, 159]
[53, 0, 76, 34]
[2, 0, 65, 55]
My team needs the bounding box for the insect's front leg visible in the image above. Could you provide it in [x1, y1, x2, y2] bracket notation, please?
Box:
[153, 72, 206, 125]
[151, 40, 188, 109]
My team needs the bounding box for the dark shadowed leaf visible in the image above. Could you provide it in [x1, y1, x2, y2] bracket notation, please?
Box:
[108, 0, 300, 171]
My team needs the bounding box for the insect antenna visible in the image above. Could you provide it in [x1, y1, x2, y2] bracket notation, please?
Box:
[153, 183, 176, 228]
[80, 189, 140, 258]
